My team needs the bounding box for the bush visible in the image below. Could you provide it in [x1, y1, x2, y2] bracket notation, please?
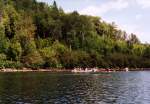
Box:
[39, 41, 69, 68]
[35, 38, 53, 49]
[0, 53, 7, 61]
[0, 60, 23, 69]
[7, 41, 22, 61]
[0, 32, 10, 53]
[60, 50, 90, 68]
[22, 51, 44, 68]
[39, 46, 60, 68]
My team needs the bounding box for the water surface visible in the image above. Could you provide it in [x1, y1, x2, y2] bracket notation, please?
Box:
[0, 71, 150, 104]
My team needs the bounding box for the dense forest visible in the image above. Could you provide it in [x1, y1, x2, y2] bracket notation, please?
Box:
[0, 0, 150, 69]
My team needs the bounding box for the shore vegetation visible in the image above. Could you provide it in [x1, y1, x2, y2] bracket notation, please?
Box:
[0, 0, 150, 70]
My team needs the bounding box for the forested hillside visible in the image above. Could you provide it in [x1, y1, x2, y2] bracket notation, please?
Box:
[0, 0, 150, 69]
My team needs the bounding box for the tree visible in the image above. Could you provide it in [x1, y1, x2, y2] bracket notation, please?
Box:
[52, 0, 58, 11]
[7, 41, 22, 61]
[0, 10, 10, 53]
[128, 33, 140, 44]
[143, 46, 150, 58]
[15, 13, 36, 40]
[3, 5, 20, 39]
[0, 0, 4, 22]
[22, 50, 44, 68]
[0, 0, 149, 69]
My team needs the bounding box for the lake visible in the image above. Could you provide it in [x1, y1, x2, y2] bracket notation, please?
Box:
[0, 71, 150, 104]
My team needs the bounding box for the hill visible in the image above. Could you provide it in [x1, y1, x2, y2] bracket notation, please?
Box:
[0, 0, 150, 69]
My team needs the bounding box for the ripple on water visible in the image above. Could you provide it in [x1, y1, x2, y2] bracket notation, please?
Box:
[0, 71, 150, 104]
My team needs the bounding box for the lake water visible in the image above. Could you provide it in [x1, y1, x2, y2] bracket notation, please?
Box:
[0, 71, 150, 104]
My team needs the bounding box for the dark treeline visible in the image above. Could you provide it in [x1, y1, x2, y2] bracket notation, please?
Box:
[0, 0, 150, 69]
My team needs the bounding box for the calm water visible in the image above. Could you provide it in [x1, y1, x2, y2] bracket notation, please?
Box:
[0, 71, 150, 104]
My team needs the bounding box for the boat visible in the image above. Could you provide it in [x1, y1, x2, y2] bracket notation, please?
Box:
[92, 68, 98, 72]
[125, 67, 129, 72]
[71, 68, 98, 73]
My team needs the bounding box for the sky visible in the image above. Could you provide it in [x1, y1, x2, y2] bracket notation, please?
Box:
[37, 0, 150, 43]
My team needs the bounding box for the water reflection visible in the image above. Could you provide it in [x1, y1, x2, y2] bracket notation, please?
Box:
[0, 72, 150, 104]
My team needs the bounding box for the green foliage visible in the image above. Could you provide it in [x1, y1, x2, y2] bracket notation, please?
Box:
[0, 0, 149, 69]
[143, 46, 150, 58]
[15, 14, 36, 39]
[39, 41, 68, 68]
[3, 4, 20, 39]
[60, 50, 90, 68]
[22, 51, 44, 68]
[0, 33, 10, 53]
[7, 41, 22, 61]
[39, 46, 59, 68]
[0, 60, 23, 69]
[35, 38, 52, 49]
[0, 53, 6, 61]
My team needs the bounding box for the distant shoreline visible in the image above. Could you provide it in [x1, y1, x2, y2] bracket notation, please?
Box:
[0, 68, 150, 73]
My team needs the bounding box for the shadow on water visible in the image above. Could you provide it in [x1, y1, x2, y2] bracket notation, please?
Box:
[0, 71, 150, 104]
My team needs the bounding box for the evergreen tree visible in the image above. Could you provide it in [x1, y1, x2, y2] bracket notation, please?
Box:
[0, 0, 149, 69]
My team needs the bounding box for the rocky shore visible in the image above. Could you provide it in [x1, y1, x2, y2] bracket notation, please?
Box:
[0, 68, 149, 73]
[0, 68, 71, 72]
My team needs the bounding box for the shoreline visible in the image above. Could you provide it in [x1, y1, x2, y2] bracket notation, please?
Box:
[0, 68, 71, 73]
[0, 68, 150, 73]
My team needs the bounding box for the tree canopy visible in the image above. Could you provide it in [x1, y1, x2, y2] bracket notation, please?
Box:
[0, 0, 149, 69]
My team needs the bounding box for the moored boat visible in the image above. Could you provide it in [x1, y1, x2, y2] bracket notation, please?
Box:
[72, 68, 99, 73]
[125, 67, 129, 72]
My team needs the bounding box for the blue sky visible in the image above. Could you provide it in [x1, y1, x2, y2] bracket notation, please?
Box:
[37, 0, 150, 43]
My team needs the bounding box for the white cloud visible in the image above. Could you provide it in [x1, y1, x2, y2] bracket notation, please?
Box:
[118, 24, 148, 43]
[116, 23, 148, 43]
[80, 0, 129, 16]
[135, 14, 142, 20]
[136, 0, 150, 8]
[80, 6, 100, 16]
[118, 24, 139, 34]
